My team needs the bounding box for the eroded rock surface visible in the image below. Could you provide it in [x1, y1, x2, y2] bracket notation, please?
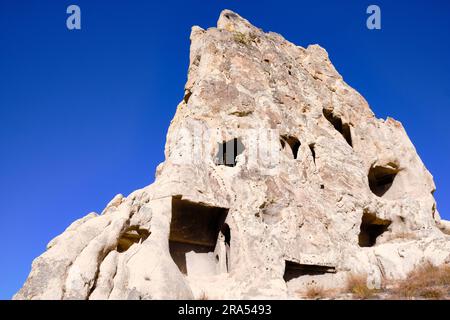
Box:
[15, 10, 450, 300]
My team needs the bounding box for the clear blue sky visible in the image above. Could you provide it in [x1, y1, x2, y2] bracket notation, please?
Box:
[0, 0, 449, 299]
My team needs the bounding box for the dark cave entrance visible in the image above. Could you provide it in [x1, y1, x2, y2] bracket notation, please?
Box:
[169, 196, 229, 274]
[368, 164, 399, 197]
[280, 135, 301, 159]
[117, 227, 150, 253]
[283, 260, 336, 282]
[358, 211, 392, 247]
[323, 109, 352, 147]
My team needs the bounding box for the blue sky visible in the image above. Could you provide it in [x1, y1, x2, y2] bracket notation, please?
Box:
[0, 0, 449, 299]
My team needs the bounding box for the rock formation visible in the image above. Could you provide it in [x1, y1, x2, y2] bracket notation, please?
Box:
[15, 10, 450, 300]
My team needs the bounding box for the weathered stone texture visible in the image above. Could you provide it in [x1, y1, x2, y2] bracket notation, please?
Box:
[15, 10, 449, 300]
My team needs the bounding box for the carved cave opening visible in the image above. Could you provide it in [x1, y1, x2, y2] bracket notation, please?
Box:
[368, 164, 399, 197]
[215, 138, 245, 167]
[323, 109, 352, 147]
[169, 196, 229, 274]
[117, 227, 150, 253]
[280, 135, 301, 159]
[283, 260, 336, 282]
[358, 211, 392, 247]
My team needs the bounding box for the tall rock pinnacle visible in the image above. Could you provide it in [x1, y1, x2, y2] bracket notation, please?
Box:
[15, 10, 450, 300]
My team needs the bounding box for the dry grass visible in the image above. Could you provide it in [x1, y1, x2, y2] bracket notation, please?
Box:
[305, 286, 326, 300]
[346, 274, 376, 299]
[392, 262, 450, 299]
[198, 292, 209, 300]
[233, 32, 249, 45]
[232, 31, 259, 46]
[294, 263, 450, 300]
[342, 263, 450, 300]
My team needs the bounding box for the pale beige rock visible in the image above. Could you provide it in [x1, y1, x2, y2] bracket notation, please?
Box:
[14, 10, 449, 300]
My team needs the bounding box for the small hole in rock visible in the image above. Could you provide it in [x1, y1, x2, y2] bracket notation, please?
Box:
[358, 211, 391, 247]
[224, 12, 238, 19]
[280, 135, 301, 159]
[323, 109, 352, 147]
[368, 164, 399, 197]
[183, 90, 192, 104]
[117, 228, 150, 253]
